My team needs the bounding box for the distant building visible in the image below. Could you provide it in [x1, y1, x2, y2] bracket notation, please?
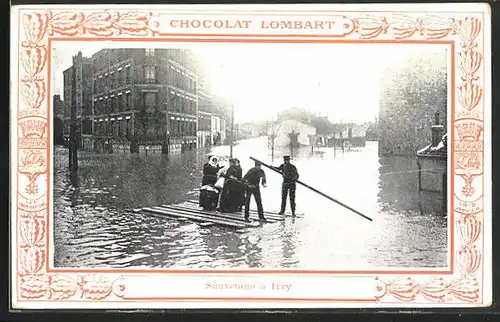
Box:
[53, 94, 65, 118]
[275, 119, 317, 147]
[197, 109, 212, 148]
[238, 122, 262, 140]
[196, 71, 212, 148]
[211, 115, 223, 145]
[210, 96, 230, 145]
[337, 123, 368, 147]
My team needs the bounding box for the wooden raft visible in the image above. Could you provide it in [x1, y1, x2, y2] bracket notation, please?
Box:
[132, 200, 298, 229]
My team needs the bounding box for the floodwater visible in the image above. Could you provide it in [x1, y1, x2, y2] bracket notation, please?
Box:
[53, 138, 448, 269]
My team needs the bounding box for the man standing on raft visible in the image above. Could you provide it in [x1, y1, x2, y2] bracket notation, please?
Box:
[242, 161, 267, 222]
[273, 156, 299, 216]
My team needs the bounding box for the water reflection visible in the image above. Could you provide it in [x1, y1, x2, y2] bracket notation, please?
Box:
[53, 139, 447, 269]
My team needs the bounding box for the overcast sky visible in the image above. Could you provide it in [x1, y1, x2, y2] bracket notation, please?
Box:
[52, 42, 448, 124]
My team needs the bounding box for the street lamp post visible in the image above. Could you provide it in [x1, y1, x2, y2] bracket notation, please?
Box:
[230, 104, 234, 158]
[69, 65, 78, 172]
[163, 103, 170, 155]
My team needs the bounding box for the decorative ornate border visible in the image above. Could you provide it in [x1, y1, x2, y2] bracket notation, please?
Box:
[13, 6, 488, 306]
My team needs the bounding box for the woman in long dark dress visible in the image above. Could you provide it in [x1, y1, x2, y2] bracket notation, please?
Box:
[202, 156, 219, 186]
[199, 156, 220, 210]
[234, 159, 245, 211]
[219, 159, 243, 213]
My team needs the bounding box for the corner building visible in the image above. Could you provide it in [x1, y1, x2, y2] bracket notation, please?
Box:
[62, 52, 93, 148]
[91, 48, 198, 153]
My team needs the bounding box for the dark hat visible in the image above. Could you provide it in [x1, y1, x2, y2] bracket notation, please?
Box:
[283, 156, 291, 160]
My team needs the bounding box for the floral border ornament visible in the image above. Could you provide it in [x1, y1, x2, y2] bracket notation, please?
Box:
[13, 6, 488, 306]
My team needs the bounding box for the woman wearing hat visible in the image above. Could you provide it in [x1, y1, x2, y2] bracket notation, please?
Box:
[199, 155, 222, 210]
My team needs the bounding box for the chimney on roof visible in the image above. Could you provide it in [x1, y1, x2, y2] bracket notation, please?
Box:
[431, 112, 445, 147]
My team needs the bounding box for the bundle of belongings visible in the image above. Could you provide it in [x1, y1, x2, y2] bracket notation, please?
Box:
[199, 185, 220, 211]
[198, 155, 228, 211]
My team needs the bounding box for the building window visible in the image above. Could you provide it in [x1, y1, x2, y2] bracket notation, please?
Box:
[118, 120, 122, 137]
[155, 119, 161, 135]
[126, 119, 131, 139]
[146, 121, 155, 136]
[144, 92, 156, 113]
[169, 119, 174, 136]
[145, 66, 155, 83]
[119, 69, 125, 86]
[127, 93, 133, 111]
[120, 95, 126, 111]
[126, 66, 131, 84]
[110, 73, 115, 89]
[112, 97, 118, 113]
[172, 95, 178, 112]
[145, 48, 155, 57]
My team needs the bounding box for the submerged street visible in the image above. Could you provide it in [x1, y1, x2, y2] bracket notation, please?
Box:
[53, 138, 447, 269]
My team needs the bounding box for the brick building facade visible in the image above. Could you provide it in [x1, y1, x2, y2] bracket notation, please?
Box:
[91, 48, 199, 153]
[197, 89, 212, 148]
[62, 52, 93, 148]
[53, 94, 66, 145]
[63, 48, 202, 153]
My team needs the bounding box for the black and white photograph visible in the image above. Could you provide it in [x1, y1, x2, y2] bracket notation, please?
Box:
[51, 43, 449, 270]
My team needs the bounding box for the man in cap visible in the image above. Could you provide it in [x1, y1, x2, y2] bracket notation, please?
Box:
[242, 160, 267, 221]
[273, 156, 299, 216]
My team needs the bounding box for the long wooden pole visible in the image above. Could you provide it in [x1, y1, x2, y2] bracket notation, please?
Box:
[250, 156, 373, 221]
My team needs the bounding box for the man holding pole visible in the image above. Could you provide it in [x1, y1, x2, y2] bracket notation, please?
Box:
[273, 156, 299, 216]
[250, 156, 372, 221]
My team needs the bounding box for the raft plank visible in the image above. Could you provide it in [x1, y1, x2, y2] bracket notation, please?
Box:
[142, 207, 247, 229]
[186, 199, 303, 216]
[132, 209, 189, 223]
[156, 205, 262, 227]
[163, 204, 282, 223]
[152, 206, 261, 227]
[177, 202, 284, 222]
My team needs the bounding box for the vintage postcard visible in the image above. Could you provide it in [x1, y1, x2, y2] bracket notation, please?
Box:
[10, 3, 491, 309]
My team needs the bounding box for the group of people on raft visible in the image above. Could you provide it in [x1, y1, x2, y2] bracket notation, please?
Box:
[199, 155, 299, 221]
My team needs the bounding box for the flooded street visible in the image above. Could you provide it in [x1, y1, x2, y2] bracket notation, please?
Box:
[53, 138, 448, 269]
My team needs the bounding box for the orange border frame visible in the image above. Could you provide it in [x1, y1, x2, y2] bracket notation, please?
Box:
[13, 6, 489, 305]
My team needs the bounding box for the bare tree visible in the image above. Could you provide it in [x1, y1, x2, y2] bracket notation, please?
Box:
[287, 125, 300, 148]
[267, 120, 281, 162]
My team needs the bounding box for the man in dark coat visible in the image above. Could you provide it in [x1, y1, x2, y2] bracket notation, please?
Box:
[242, 161, 267, 221]
[273, 156, 299, 216]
